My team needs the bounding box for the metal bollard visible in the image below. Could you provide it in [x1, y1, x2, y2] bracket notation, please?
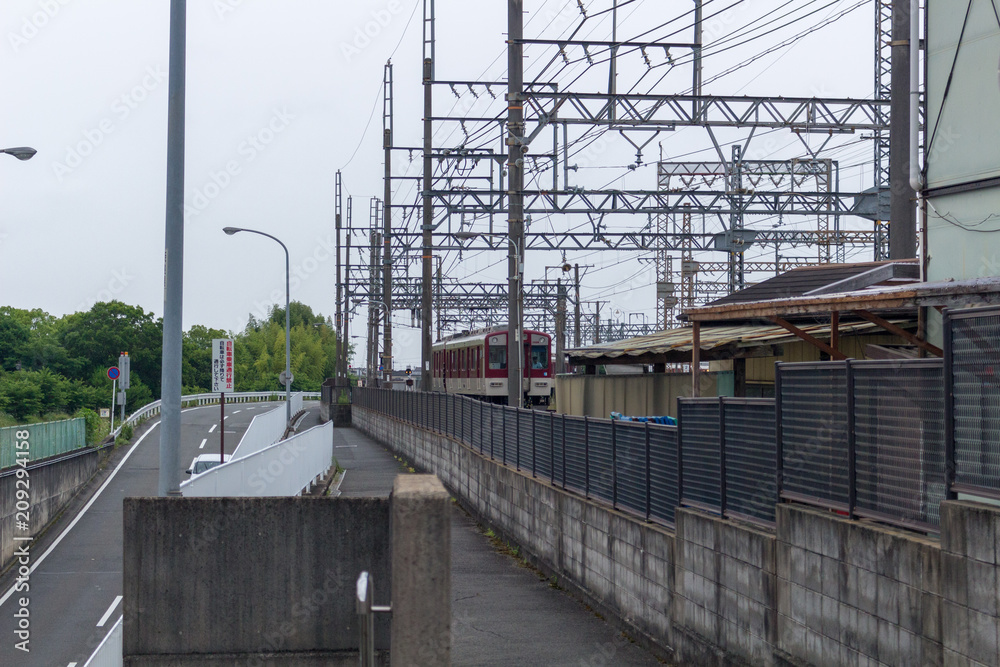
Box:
[356, 571, 392, 666]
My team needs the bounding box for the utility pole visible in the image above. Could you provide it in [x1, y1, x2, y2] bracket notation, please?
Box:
[573, 263, 581, 348]
[382, 61, 393, 387]
[507, 0, 525, 407]
[436, 259, 442, 342]
[889, 0, 916, 259]
[335, 170, 343, 387]
[420, 0, 435, 390]
[555, 280, 566, 374]
[345, 196, 353, 379]
[159, 0, 185, 497]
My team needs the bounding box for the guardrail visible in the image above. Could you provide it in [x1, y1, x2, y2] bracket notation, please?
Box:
[83, 615, 122, 667]
[179, 421, 333, 497]
[110, 391, 319, 439]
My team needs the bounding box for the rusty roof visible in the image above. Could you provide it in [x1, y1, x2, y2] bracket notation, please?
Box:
[566, 319, 905, 364]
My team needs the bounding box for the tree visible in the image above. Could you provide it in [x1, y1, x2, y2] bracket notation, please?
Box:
[60, 301, 163, 396]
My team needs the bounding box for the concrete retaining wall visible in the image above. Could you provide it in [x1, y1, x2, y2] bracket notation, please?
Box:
[355, 407, 1000, 667]
[123, 496, 392, 667]
[0, 449, 99, 571]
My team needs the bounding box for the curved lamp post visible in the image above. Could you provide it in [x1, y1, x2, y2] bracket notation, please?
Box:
[1, 147, 36, 161]
[223, 226, 292, 424]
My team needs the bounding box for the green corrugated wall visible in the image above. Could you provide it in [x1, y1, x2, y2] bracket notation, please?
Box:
[0, 418, 87, 468]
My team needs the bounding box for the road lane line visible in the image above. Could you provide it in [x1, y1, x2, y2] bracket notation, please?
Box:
[199, 438, 207, 449]
[97, 595, 122, 627]
[67, 663, 77, 666]
[233, 410, 241, 414]
[209, 424, 217, 433]
[0, 422, 160, 609]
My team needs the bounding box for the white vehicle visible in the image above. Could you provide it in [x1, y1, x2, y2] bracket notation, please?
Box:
[186, 453, 232, 477]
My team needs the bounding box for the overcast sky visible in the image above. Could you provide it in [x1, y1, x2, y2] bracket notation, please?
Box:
[0, 0, 874, 369]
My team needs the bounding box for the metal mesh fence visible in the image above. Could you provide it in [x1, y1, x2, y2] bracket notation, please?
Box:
[679, 399, 722, 511]
[778, 363, 849, 510]
[552, 413, 566, 488]
[518, 409, 533, 471]
[614, 421, 648, 517]
[853, 360, 945, 529]
[950, 309, 1000, 495]
[587, 420, 614, 502]
[1, 418, 87, 468]
[648, 424, 679, 526]
[535, 411, 554, 481]
[503, 407, 519, 468]
[563, 416, 588, 495]
[356, 356, 949, 534]
[724, 400, 777, 525]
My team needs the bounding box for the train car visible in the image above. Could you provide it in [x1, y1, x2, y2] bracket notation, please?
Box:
[431, 326, 553, 406]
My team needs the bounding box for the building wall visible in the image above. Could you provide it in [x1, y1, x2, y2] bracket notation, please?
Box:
[924, 1, 1000, 346]
[556, 372, 719, 418]
[356, 407, 1000, 666]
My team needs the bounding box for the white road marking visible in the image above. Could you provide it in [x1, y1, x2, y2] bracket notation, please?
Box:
[335, 445, 358, 449]
[209, 424, 217, 433]
[97, 596, 122, 627]
[0, 422, 161, 609]
[233, 410, 241, 414]
[199, 438, 207, 449]
[67, 663, 78, 667]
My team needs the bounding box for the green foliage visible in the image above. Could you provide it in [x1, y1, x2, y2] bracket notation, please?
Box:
[0, 299, 345, 424]
[115, 421, 134, 446]
[75, 407, 105, 444]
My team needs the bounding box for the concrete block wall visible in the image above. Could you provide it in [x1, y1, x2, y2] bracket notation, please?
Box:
[775, 504, 942, 666]
[673, 508, 777, 666]
[0, 449, 99, 571]
[355, 407, 1000, 667]
[939, 501, 1000, 666]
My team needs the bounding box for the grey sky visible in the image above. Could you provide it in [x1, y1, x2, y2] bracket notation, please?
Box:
[1, 1, 874, 369]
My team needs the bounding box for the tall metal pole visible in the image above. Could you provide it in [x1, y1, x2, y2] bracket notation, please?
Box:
[335, 170, 343, 386]
[573, 264, 581, 348]
[419, 0, 435, 389]
[159, 0, 185, 497]
[889, 0, 916, 259]
[345, 197, 353, 381]
[284, 247, 291, 424]
[507, 0, 525, 408]
[556, 280, 566, 374]
[223, 228, 291, 422]
[383, 61, 394, 387]
[420, 62, 434, 386]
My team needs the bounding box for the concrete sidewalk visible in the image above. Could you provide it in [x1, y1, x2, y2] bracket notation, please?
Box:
[331, 425, 664, 666]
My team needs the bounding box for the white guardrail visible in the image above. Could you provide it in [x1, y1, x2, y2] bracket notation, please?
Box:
[229, 393, 304, 459]
[83, 615, 122, 667]
[180, 421, 333, 497]
[110, 391, 318, 439]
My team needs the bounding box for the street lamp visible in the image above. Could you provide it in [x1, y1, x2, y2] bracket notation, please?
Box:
[0, 147, 36, 161]
[223, 226, 292, 424]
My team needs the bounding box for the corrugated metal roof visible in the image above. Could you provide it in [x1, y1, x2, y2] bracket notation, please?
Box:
[707, 260, 918, 306]
[566, 319, 904, 360]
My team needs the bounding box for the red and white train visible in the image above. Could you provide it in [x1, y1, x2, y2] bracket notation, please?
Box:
[431, 327, 554, 405]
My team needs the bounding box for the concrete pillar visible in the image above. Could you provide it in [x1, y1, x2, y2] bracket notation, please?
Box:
[391, 475, 451, 666]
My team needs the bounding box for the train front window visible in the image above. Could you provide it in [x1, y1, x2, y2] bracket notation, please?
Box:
[489, 345, 507, 370]
[530, 345, 548, 370]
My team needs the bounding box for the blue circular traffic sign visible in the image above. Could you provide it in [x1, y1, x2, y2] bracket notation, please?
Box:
[108, 367, 120, 380]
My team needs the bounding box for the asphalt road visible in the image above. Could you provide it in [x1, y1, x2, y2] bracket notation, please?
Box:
[0, 401, 282, 667]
